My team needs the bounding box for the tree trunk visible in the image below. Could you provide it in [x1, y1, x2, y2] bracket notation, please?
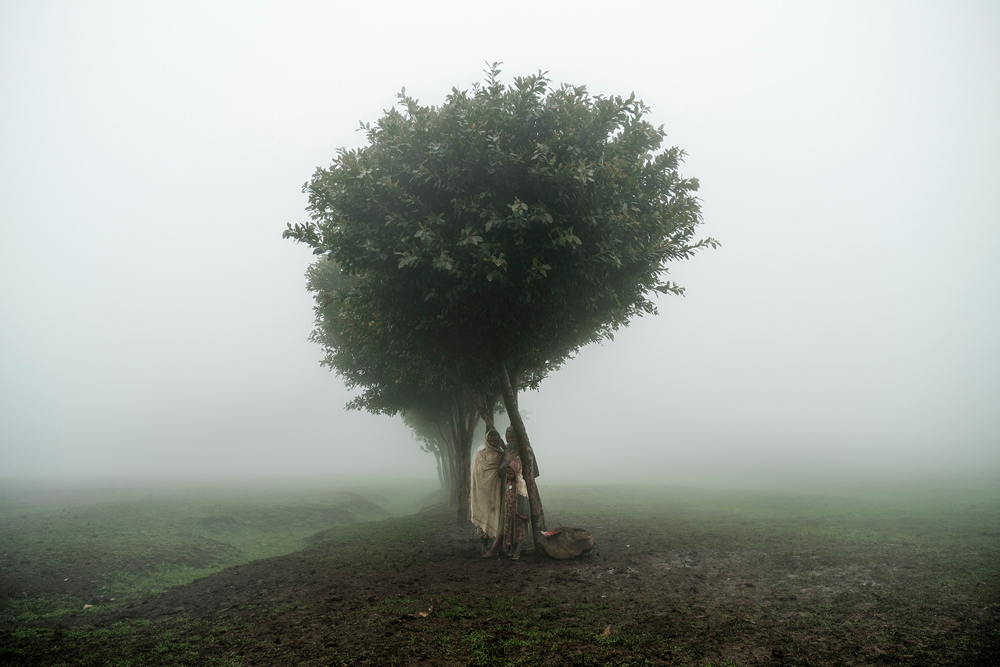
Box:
[432, 446, 447, 493]
[454, 396, 478, 525]
[497, 361, 547, 547]
[448, 452, 460, 506]
[422, 434, 450, 497]
[436, 422, 459, 506]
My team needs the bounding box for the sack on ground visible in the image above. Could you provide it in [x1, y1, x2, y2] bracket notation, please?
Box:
[540, 527, 594, 560]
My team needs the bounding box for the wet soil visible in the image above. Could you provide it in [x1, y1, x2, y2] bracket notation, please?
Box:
[3, 508, 998, 666]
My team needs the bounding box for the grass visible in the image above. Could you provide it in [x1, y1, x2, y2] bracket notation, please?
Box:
[0, 479, 435, 621]
[0, 479, 440, 665]
[2, 477, 998, 665]
[546, 480, 1000, 587]
[304, 505, 475, 578]
[543, 481, 1000, 666]
[2, 617, 255, 667]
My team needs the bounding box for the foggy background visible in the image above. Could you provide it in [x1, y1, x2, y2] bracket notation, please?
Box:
[2, 1, 998, 489]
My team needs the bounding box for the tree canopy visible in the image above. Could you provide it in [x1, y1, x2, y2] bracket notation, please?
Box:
[305, 257, 489, 520]
[285, 65, 716, 541]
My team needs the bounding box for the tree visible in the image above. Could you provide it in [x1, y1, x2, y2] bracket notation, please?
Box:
[305, 257, 494, 523]
[286, 65, 716, 545]
[401, 405, 465, 498]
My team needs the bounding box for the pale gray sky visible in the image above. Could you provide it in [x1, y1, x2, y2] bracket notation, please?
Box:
[2, 0, 998, 486]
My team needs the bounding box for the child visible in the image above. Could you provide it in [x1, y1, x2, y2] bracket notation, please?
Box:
[502, 455, 529, 559]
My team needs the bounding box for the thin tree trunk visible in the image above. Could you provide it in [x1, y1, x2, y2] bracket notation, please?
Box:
[448, 415, 462, 507]
[448, 448, 459, 505]
[421, 435, 449, 495]
[435, 449, 446, 492]
[454, 396, 478, 525]
[497, 361, 546, 547]
[436, 422, 458, 505]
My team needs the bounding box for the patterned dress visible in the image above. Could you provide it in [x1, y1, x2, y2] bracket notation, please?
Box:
[501, 455, 529, 553]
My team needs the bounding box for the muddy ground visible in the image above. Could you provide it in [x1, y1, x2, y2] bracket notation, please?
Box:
[3, 503, 997, 666]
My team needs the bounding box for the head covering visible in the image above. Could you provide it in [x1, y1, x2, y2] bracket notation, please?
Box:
[504, 425, 539, 478]
[486, 429, 503, 452]
[507, 456, 521, 476]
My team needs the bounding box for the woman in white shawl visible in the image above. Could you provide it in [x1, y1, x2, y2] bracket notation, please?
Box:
[470, 429, 505, 556]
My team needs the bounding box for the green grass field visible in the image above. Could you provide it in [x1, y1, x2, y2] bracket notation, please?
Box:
[0, 478, 435, 620]
[1, 476, 997, 665]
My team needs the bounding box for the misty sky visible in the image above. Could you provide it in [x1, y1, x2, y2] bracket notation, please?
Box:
[2, 1, 998, 486]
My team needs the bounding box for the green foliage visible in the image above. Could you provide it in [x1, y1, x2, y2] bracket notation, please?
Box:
[306, 253, 488, 503]
[286, 64, 716, 385]
[287, 67, 717, 531]
[305, 257, 464, 415]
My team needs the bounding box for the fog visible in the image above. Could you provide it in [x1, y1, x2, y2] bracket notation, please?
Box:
[2, 1, 998, 490]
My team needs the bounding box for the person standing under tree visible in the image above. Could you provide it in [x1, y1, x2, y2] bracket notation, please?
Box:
[470, 429, 505, 555]
[501, 452, 529, 559]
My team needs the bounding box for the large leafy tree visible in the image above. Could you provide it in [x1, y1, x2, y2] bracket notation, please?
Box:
[286, 66, 716, 544]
